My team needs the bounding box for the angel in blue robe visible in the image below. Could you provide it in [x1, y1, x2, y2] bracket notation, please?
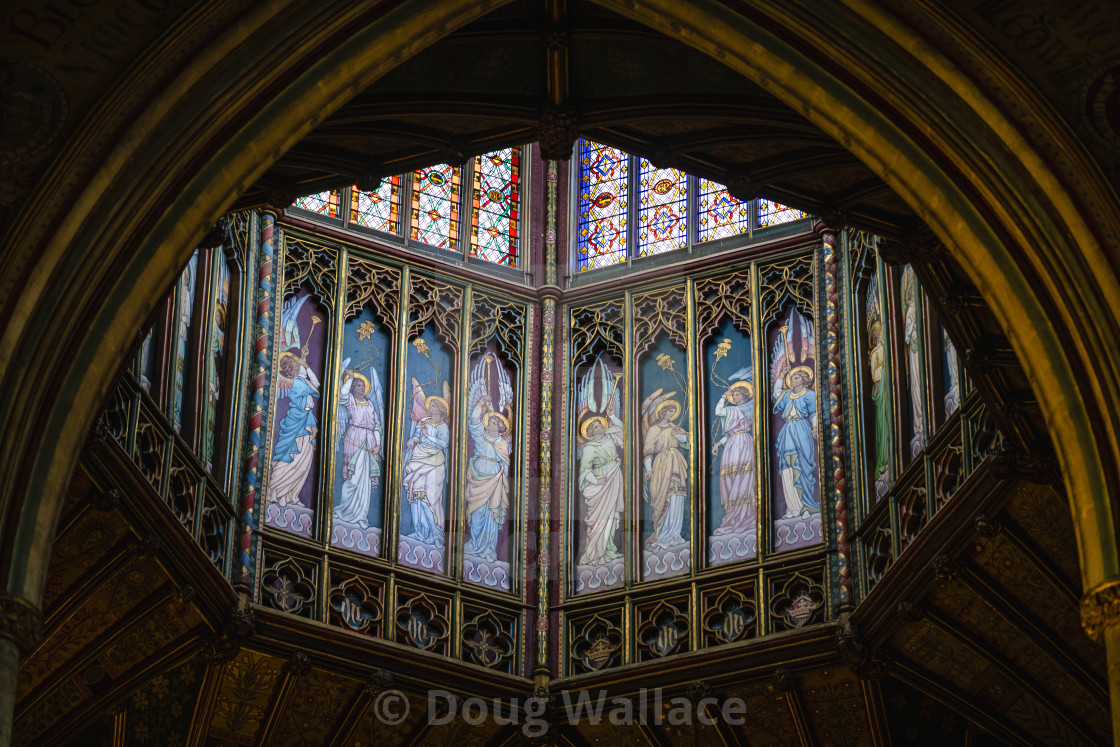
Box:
[773, 366, 820, 518]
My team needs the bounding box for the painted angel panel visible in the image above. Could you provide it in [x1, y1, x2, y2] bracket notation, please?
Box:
[770, 305, 823, 551]
[171, 249, 199, 433]
[706, 321, 757, 565]
[398, 329, 453, 572]
[639, 339, 690, 581]
[266, 289, 327, 538]
[866, 273, 892, 501]
[574, 354, 625, 594]
[902, 264, 925, 456]
[331, 309, 388, 557]
[942, 326, 960, 418]
[463, 348, 514, 590]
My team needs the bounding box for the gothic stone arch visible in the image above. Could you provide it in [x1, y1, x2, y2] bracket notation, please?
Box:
[1, 0, 1119, 736]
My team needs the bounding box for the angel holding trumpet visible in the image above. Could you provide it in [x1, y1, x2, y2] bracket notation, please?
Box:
[401, 376, 452, 547]
[464, 354, 514, 563]
[268, 296, 323, 508]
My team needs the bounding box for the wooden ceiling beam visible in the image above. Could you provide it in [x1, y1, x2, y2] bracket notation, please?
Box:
[921, 607, 1101, 745]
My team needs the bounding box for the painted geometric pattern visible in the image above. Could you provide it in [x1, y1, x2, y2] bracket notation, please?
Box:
[577, 139, 628, 271]
[411, 163, 461, 250]
[757, 198, 807, 227]
[697, 178, 751, 242]
[351, 176, 401, 234]
[292, 190, 340, 218]
[471, 148, 520, 266]
[637, 159, 687, 257]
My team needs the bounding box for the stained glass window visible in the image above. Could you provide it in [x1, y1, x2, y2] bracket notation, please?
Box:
[471, 148, 520, 267]
[756, 199, 807, 228]
[292, 190, 340, 218]
[351, 177, 401, 234]
[411, 164, 461, 251]
[637, 160, 687, 257]
[577, 140, 629, 271]
[697, 178, 750, 243]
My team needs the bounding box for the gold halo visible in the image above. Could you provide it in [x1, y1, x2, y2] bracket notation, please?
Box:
[485, 411, 510, 433]
[349, 372, 371, 396]
[580, 414, 608, 440]
[784, 365, 814, 388]
[425, 395, 449, 416]
[725, 381, 755, 400]
[654, 400, 681, 421]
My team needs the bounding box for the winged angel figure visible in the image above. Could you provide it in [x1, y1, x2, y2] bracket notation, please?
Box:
[770, 307, 819, 519]
[332, 357, 385, 528]
[707, 363, 757, 535]
[575, 355, 625, 566]
[268, 295, 322, 508]
[464, 354, 513, 562]
[401, 377, 452, 546]
[640, 388, 689, 551]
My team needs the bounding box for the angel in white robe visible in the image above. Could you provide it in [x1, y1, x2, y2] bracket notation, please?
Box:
[333, 359, 384, 528]
[401, 377, 451, 546]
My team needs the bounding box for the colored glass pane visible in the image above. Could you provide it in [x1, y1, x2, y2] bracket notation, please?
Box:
[292, 190, 340, 218]
[756, 199, 807, 228]
[471, 148, 520, 267]
[637, 160, 687, 257]
[410, 163, 461, 251]
[577, 140, 628, 272]
[350, 177, 401, 234]
[697, 178, 750, 242]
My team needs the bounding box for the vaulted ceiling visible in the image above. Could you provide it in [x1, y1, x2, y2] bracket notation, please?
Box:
[236, 0, 912, 236]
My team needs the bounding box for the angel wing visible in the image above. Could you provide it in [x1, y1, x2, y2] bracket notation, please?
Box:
[468, 357, 489, 413]
[727, 365, 752, 383]
[442, 380, 452, 419]
[409, 376, 429, 423]
[496, 362, 513, 413]
[770, 335, 790, 391]
[368, 366, 385, 427]
[281, 294, 310, 350]
[336, 357, 353, 453]
[640, 388, 665, 431]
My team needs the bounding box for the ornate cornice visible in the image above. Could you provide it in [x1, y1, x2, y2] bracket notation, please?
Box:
[1081, 578, 1120, 641]
[0, 593, 44, 654]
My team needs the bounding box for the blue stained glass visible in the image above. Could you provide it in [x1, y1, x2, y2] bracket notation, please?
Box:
[757, 199, 807, 228]
[637, 160, 687, 257]
[697, 179, 751, 242]
[577, 140, 628, 272]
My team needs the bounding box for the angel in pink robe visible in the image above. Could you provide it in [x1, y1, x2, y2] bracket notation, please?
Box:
[401, 377, 451, 546]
